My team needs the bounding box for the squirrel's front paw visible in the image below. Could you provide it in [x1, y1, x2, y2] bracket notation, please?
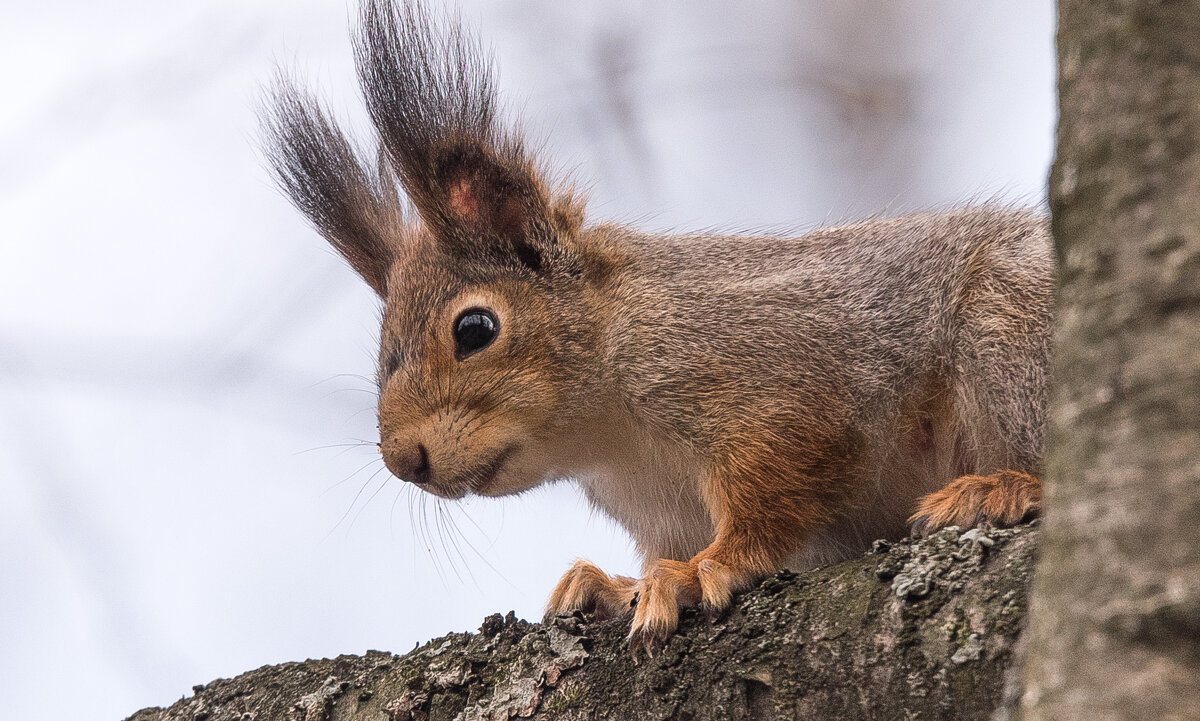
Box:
[545, 559, 637, 621]
[627, 558, 741, 660]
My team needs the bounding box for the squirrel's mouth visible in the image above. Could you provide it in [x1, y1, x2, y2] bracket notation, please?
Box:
[465, 445, 516, 495]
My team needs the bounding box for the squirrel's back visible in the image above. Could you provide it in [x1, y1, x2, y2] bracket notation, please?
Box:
[595, 206, 1050, 439]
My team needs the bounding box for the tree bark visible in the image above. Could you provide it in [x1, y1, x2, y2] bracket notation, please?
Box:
[1017, 1, 1200, 718]
[126, 524, 1036, 721]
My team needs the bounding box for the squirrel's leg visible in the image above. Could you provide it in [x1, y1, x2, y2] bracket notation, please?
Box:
[629, 457, 823, 656]
[911, 270, 1050, 535]
[545, 559, 637, 620]
[909, 469, 1042, 534]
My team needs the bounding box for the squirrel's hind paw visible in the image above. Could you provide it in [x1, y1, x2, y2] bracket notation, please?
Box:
[909, 470, 1042, 536]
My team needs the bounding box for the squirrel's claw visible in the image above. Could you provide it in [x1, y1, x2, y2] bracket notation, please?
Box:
[908, 515, 931, 537]
[627, 624, 666, 663]
[625, 559, 691, 659]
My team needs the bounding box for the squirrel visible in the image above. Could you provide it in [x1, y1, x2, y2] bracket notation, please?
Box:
[261, 0, 1051, 655]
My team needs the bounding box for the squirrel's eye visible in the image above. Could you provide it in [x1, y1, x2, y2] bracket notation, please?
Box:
[453, 308, 498, 359]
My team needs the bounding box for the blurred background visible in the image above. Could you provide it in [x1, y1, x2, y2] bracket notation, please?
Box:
[0, 1, 1053, 718]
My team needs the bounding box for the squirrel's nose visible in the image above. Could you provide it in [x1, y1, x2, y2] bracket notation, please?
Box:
[388, 442, 432, 485]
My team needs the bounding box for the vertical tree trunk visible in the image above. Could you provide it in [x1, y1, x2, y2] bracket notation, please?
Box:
[1020, 2, 1200, 718]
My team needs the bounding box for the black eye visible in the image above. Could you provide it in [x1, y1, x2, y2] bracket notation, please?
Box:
[453, 308, 498, 359]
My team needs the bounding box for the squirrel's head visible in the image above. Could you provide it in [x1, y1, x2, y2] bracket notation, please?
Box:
[262, 0, 600, 498]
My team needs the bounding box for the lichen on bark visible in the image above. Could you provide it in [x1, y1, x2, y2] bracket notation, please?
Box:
[126, 522, 1038, 721]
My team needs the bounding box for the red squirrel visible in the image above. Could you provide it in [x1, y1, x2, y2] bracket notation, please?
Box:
[262, 0, 1049, 654]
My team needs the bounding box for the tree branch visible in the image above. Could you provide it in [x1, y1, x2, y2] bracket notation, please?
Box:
[127, 523, 1037, 721]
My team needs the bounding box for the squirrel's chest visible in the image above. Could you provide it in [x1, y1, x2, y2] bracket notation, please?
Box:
[574, 441, 713, 565]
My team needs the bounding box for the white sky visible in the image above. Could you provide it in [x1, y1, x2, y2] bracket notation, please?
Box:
[0, 1, 1053, 719]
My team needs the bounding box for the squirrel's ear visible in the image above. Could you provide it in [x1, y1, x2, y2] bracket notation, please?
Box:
[260, 76, 401, 296]
[355, 0, 569, 273]
[427, 141, 551, 268]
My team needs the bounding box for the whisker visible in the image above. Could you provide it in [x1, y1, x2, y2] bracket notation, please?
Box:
[419, 494, 451, 590]
[319, 387, 380, 401]
[310, 372, 379, 388]
[431, 499, 467, 584]
[388, 484, 405, 539]
[348, 471, 392, 531]
[407, 486, 429, 580]
[441, 502, 521, 592]
[323, 463, 389, 541]
[296, 440, 378, 457]
[454, 500, 504, 555]
[320, 457, 385, 496]
[346, 406, 379, 423]
[437, 500, 480, 589]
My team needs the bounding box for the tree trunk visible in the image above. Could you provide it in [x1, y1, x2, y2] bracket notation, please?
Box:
[1017, 1, 1200, 718]
[126, 524, 1036, 721]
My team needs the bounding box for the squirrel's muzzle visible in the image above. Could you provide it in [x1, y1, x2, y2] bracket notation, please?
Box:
[385, 441, 432, 485]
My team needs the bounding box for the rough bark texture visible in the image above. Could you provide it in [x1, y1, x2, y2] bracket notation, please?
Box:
[1017, 2, 1200, 719]
[127, 524, 1036, 721]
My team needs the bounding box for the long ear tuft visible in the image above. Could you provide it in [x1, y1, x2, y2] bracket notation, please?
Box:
[354, 0, 559, 266]
[260, 73, 401, 296]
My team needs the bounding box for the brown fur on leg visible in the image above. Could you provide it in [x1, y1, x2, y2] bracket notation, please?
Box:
[909, 470, 1042, 535]
[626, 442, 841, 658]
[545, 559, 637, 620]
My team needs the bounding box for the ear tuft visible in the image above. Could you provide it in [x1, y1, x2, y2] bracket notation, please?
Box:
[259, 74, 401, 296]
[552, 191, 586, 236]
[355, 0, 579, 273]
